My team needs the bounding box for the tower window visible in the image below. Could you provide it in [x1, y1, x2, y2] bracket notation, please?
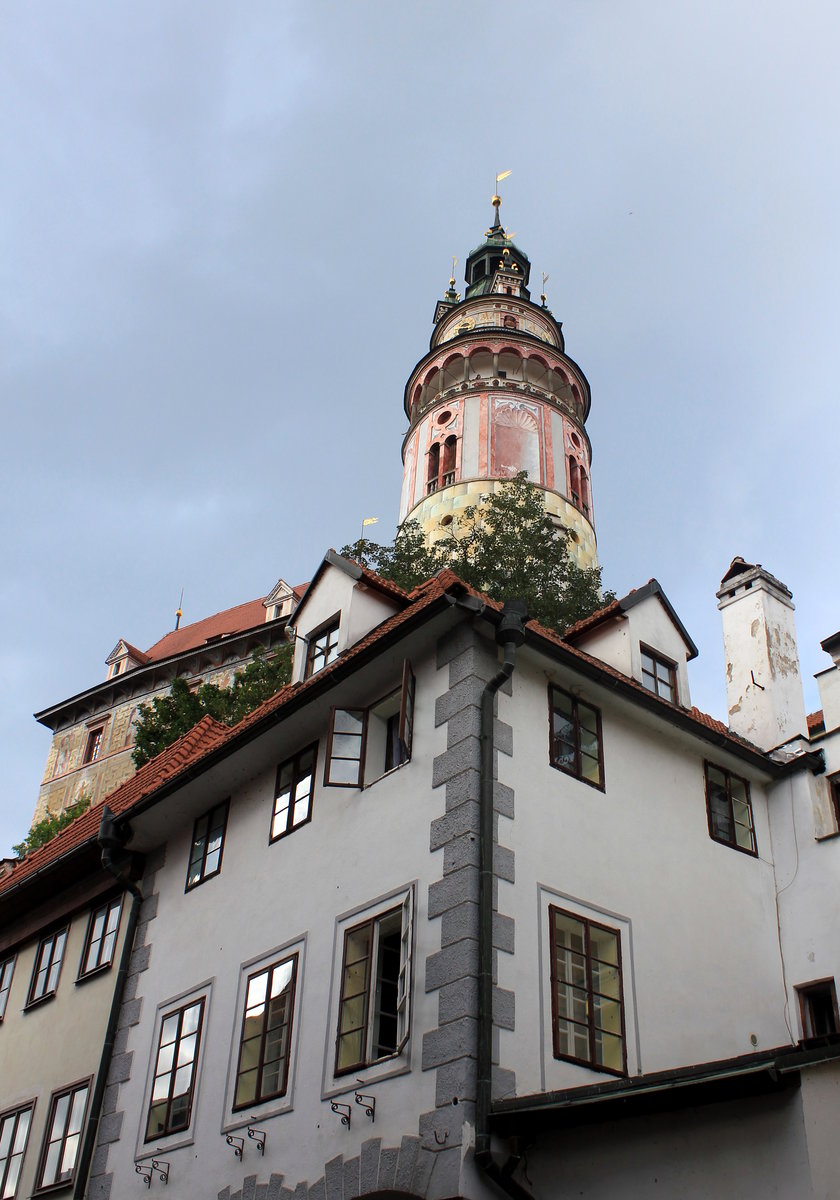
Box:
[426, 442, 441, 494]
[441, 436, 457, 487]
[83, 726, 104, 765]
[796, 980, 839, 1039]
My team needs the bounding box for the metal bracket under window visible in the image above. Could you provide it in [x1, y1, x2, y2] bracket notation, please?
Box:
[247, 1124, 267, 1155]
[330, 1100, 352, 1128]
[136, 1160, 169, 1186]
[354, 1088, 376, 1122]
[225, 1133, 244, 1159]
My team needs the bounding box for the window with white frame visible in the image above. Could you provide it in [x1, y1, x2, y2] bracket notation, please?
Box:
[324, 662, 415, 788]
[27, 928, 68, 1007]
[78, 897, 123, 979]
[335, 891, 412, 1076]
[0, 957, 15, 1021]
[0, 1102, 33, 1199]
[36, 1080, 90, 1191]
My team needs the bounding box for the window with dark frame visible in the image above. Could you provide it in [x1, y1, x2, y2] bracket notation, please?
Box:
[325, 662, 415, 789]
[36, 1080, 90, 1192]
[145, 998, 205, 1141]
[234, 953, 298, 1110]
[186, 799, 229, 891]
[549, 685, 604, 789]
[704, 763, 757, 855]
[796, 979, 840, 1039]
[78, 897, 123, 979]
[335, 893, 412, 1076]
[82, 726, 104, 765]
[640, 645, 677, 703]
[829, 773, 840, 832]
[305, 619, 340, 679]
[27, 928, 68, 1007]
[549, 905, 626, 1075]
[0, 1102, 33, 1199]
[0, 956, 15, 1021]
[271, 747, 316, 842]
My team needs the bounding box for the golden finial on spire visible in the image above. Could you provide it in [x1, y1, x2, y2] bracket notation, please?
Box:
[175, 586, 184, 631]
[491, 170, 511, 225]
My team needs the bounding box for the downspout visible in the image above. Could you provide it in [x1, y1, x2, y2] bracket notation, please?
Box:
[448, 596, 534, 1199]
[74, 807, 143, 1200]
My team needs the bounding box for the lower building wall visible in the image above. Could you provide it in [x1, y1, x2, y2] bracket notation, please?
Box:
[523, 1088, 814, 1200]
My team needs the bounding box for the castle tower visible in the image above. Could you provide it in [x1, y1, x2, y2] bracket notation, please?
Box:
[398, 197, 598, 567]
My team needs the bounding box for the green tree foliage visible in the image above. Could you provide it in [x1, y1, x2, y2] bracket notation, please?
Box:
[12, 792, 92, 859]
[131, 644, 292, 769]
[342, 473, 613, 632]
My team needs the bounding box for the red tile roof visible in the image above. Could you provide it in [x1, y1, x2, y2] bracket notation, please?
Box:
[562, 599, 623, 641]
[122, 641, 151, 665]
[0, 716, 228, 898]
[143, 599, 271, 662]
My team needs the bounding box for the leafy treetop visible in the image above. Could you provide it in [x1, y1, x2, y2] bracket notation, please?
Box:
[341, 472, 613, 633]
[12, 792, 92, 859]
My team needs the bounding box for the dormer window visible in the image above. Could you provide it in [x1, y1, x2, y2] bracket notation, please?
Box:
[110, 660, 124, 679]
[305, 616, 340, 679]
[640, 646, 677, 703]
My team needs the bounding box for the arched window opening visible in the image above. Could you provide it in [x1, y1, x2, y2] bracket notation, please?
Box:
[579, 467, 590, 519]
[569, 456, 581, 509]
[427, 443, 440, 495]
[442, 436, 457, 487]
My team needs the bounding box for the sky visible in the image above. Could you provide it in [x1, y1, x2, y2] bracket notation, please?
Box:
[1, 0, 838, 854]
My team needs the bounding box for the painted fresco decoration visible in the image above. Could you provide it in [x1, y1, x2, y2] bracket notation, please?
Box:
[492, 399, 542, 481]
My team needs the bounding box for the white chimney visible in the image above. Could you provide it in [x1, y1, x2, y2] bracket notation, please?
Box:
[717, 557, 807, 751]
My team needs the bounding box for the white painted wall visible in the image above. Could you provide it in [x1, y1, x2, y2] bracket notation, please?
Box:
[291, 564, 401, 684]
[816, 664, 840, 733]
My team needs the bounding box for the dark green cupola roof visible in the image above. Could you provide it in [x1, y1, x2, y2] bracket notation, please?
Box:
[464, 196, 531, 299]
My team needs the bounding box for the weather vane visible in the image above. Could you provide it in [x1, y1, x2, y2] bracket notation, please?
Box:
[541, 272, 550, 305]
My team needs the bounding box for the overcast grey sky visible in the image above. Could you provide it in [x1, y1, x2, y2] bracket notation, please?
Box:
[1, 1, 837, 853]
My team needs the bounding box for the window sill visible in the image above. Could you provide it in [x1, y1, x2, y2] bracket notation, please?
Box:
[549, 761, 605, 792]
[23, 991, 57, 1013]
[223, 1093, 293, 1132]
[815, 829, 840, 842]
[75, 963, 114, 987]
[33, 1179, 75, 1196]
[324, 1051, 411, 1101]
[709, 835, 758, 858]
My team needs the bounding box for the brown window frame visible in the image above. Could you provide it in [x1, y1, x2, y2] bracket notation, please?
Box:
[548, 684, 605, 791]
[704, 762, 757, 856]
[34, 1078, 91, 1194]
[271, 746, 317, 843]
[233, 953, 298, 1111]
[145, 998, 205, 1142]
[304, 614, 341, 680]
[0, 1100, 34, 1200]
[796, 978, 840, 1039]
[77, 896, 123, 981]
[828, 773, 840, 833]
[549, 905, 626, 1076]
[640, 644, 678, 703]
[0, 955, 15, 1021]
[26, 927, 69, 1009]
[324, 662, 416, 789]
[82, 725, 104, 765]
[185, 799, 229, 892]
[335, 893, 412, 1077]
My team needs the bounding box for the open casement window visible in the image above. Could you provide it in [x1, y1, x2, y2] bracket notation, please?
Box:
[0, 956, 15, 1021]
[549, 905, 626, 1076]
[36, 1081, 90, 1192]
[335, 892, 412, 1076]
[325, 662, 416, 788]
[796, 979, 840, 1039]
[0, 1102, 33, 1199]
[145, 998, 205, 1141]
[704, 763, 756, 855]
[78, 897, 122, 979]
[549, 685, 604, 790]
[82, 725, 104, 765]
[233, 954, 298, 1110]
[27, 928, 68, 1007]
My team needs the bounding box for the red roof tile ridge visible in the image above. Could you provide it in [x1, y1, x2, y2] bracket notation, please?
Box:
[144, 597, 268, 661]
[561, 599, 623, 641]
[121, 641, 151, 664]
[807, 710, 825, 734]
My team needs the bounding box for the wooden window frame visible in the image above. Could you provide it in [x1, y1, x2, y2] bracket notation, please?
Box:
[304, 614, 341, 680]
[549, 905, 627, 1076]
[548, 684, 605, 791]
[77, 896, 123, 981]
[640, 644, 678, 703]
[34, 1078, 91, 1194]
[26, 927, 69, 1009]
[0, 955, 15, 1022]
[0, 1100, 34, 1200]
[185, 799, 229, 892]
[704, 762, 757, 856]
[271, 746, 317, 843]
[232, 953, 299, 1111]
[324, 662, 415, 789]
[796, 978, 840, 1039]
[828, 773, 840, 833]
[82, 725, 104, 765]
[145, 998, 205, 1142]
[334, 892, 412, 1077]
